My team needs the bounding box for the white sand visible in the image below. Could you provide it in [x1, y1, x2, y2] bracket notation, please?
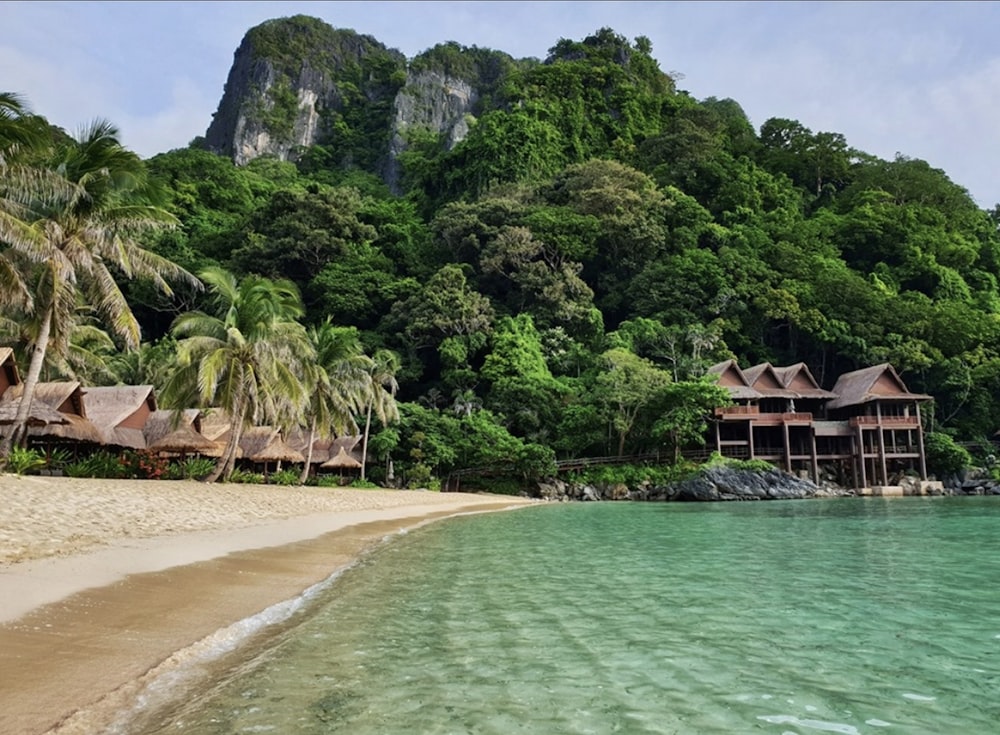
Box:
[0, 474, 537, 734]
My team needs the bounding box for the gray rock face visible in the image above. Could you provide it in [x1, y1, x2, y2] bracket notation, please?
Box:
[383, 69, 478, 192]
[203, 17, 485, 192]
[538, 467, 848, 502]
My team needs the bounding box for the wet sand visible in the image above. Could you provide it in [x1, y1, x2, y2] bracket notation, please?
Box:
[0, 475, 536, 734]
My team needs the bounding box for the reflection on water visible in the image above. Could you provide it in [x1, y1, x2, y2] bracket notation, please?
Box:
[134, 498, 1000, 734]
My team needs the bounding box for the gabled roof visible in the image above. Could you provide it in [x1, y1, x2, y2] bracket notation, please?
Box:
[321, 445, 363, 469]
[6, 381, 87, 416]
[772, 363, 837, 399]
[744, 363, 799, 398]
[1, 382, 103, 443]
[83, 385, 157, 449]
[826, 363, 932, 409]
[0, 347, 19, 389]
[84, 385, 157, 427]
[239, 426, 305, 463]
[144, 409, 216, 454]
[706, 360, 761, 400]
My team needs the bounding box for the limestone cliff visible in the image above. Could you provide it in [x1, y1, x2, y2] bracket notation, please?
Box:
[204, 18, 520, 191]
[204, 16, 406, 167]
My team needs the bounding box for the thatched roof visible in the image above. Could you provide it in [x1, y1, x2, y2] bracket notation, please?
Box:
[321, 446, 363, 469]
[239, 426, 305, 463]
[706, 360, 761, 401]
[83, 385, 157, 449]
[772, 363, 837, 399]
[744, 363, 799, 399]
[826, 364, 932, 410]
[144, 409, 217, 454]
[286, 430, 334, 464]
[2, 382, 103, 443]
[0, 396, 69, 426]
[199, 409, 232, 442]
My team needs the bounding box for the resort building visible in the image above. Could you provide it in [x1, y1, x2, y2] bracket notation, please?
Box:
[709, 361, 931, 489]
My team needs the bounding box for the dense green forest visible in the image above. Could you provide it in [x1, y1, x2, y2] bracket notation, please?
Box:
[2, 24, 997, 486]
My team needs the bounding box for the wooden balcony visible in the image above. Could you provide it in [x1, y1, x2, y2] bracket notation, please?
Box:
[715, 405, 759, 419]
[849, 416, 920, 428]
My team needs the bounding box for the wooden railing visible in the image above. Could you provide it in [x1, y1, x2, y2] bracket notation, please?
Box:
[715, 405, 759, 416]
[849, 416, 920, 427]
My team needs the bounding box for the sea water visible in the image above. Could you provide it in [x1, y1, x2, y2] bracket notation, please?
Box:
[126, 498, 1000, 734]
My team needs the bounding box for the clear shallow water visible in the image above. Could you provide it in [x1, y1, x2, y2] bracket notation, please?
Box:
[133, 498, 1000, 734]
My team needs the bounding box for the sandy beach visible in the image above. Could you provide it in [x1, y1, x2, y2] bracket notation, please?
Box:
[0, 474, 537, 735]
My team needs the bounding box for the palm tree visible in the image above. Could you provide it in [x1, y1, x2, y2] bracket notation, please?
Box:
[359, 349, 400, 482]
[162, 266, 312, 483]
[0, 119, 197, 461]
[297, 320, 373, 484]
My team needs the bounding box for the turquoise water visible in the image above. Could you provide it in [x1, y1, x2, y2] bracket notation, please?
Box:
[134, 498, 1000, 734]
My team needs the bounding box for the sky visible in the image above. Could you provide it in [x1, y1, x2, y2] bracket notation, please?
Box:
[3, 1, 999, 207]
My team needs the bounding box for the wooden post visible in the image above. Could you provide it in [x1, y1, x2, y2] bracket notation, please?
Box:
[748, 419, 755, 460]
[856, 424, 867, 489]
[782, 422, 792, 472]
[876, 403, 888, 486]
[916, 403, 927, 480]
[810, 431, 819, 484]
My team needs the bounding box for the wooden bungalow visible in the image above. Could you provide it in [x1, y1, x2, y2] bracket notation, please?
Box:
[0, 382, 104, 450]
[707, 361, 931, 489]
[238, 426, 305, 475]
[825, 363, 930, 487]
[83, 385, 157, 449]
[707, 360, 762, 461]
[143, 409, 217, 456]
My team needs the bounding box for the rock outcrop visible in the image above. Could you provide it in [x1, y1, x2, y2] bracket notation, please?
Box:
[539, 466, 852, 502]
[203, 16, 516, 192]
[204, 16, 405, 166]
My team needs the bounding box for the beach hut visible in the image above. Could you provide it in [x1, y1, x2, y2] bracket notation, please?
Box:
[320, 440, 364, 482]
[143, 409, 218, 456]
[238, 426, 305, 477]
[198, 409, 241, 458]
[1, 382, 104, 448]
[83, 385, 157, 449]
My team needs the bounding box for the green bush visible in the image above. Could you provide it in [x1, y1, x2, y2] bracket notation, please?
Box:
[924, 432, 972, 477]
[64, 451, 127, 479]
[228, 468, 265, 484]
[7, 446, 46, 475]
[45, 448, 72, 472]
[348, 478, 380, 489]
[313, 475, 343, 488]
[269, 469, 300, 486]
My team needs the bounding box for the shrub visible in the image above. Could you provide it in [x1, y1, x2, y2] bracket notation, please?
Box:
[348, 478, 380, 489]
[228, 468, 264, 484]
[177, 457, 217, 480]
[64, 451, 127, 479]
[924, 432, 972, 478]
[7, 446, 46, 475]
[269, 469, 300, 486]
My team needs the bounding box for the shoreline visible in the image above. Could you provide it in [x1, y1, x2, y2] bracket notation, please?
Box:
[0, 475, 537, 735]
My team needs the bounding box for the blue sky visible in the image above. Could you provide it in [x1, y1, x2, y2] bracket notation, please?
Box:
[4, 1, 999, 207]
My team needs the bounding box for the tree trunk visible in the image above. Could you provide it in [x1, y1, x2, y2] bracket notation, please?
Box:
[0, 306, 53, 461]
[204, 395, 245, 483]
[299, 418, 316, 485]
[360, 400, 373, 481]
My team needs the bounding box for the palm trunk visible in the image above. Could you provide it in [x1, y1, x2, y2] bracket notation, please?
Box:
[299, 418, 316, 485]
[360, 400, 373, 481]
[0, 306, 53, 460]
[205, 394, 245, 483]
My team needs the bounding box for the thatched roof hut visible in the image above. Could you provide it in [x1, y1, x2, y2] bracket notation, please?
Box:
[321, 445, 363, 470]
[286, 430, 334, 465]
[2, 382, 104, 444]
[707, 360, 762, 401]
[144, 409, 218, 455]
[826, 364, 932, 410]
[83, 385, 157, 449]
[239, 426, 305, 464]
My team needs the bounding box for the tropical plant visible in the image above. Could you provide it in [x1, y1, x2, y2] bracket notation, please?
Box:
[0, 118, 198, 463]
[269, 468, 300, 486]
[5, 446, 46, 475]
[359, 349, 400, 481]
[297, 319, 372, 484]
[162, 266, 312, 482]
